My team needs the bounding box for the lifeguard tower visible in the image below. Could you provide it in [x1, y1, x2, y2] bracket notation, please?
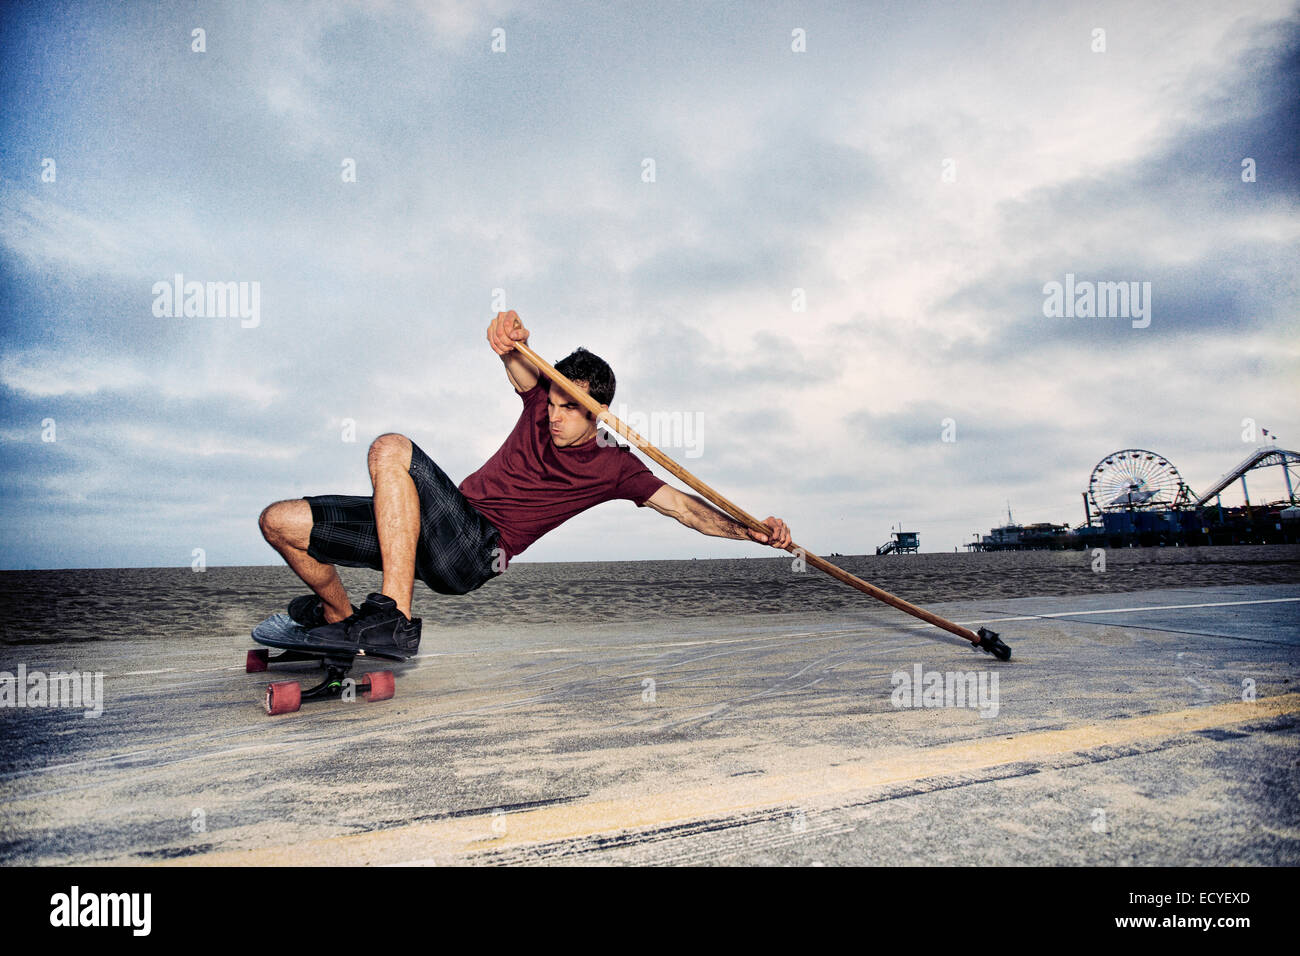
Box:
[876, 528, 919, 555]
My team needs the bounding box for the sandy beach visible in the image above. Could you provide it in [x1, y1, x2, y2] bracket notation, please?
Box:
[3, 544, 1298, 645]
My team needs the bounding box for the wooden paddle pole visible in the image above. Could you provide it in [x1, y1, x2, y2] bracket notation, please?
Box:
[513, 341, 1011, 660]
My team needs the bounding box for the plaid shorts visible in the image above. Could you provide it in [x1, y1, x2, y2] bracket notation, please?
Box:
[304, 441, 501, 595]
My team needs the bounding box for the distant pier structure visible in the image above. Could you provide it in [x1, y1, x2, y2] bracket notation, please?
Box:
[968, 445, 1300, 550]
[967, 506, 1069, 552]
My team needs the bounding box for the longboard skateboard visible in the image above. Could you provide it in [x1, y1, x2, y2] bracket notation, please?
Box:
[247, 613, 405, 715]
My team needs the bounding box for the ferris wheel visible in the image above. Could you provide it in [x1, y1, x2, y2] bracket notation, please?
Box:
[1088, 449, 1190, 513]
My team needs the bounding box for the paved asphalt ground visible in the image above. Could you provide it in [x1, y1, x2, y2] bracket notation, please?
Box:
[2, 583, 1297, 866]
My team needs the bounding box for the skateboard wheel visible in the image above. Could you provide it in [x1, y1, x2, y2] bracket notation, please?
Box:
[364, 671, 395, 702]
[265, 680, 302, 715]
[246, 648, 269, 673]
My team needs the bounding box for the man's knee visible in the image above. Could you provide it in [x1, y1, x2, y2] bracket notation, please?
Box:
[368, 433, 413, 473]
[259, 499, 312, 549]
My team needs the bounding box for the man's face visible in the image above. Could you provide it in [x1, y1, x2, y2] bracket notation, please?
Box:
[547, 383, 606, 448]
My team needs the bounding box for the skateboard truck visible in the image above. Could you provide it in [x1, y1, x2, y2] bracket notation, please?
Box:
[246, 646, 396, 715]
[974, 627, 1011, 661]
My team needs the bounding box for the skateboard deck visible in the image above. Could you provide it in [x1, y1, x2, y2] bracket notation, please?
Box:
[247, 613, 401, 715]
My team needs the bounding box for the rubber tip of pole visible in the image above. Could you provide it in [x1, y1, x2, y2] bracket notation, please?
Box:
[975, 627, 1011, 661]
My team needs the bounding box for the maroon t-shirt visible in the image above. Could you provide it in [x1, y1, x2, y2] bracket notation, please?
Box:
[459, 382, 666, 565]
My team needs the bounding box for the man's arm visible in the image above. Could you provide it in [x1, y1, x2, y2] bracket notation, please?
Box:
[486, 310, 539, 393]
[644, 485, 792, 549]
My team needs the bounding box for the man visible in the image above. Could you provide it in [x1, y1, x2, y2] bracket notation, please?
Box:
[257, 311, 793, 656]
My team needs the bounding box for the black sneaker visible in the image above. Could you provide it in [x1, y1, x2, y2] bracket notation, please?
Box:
[287, 594, 359, 629]
[300, 592, 421, 659]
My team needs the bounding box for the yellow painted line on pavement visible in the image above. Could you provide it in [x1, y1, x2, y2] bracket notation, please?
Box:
[169, 693, 1299, 866]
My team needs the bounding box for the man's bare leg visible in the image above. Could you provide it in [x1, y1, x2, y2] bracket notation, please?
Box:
[258, 500, 354, 623]
[368, 433, 418, 619]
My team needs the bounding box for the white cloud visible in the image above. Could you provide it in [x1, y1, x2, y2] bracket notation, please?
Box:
[0, 349, 280, 406]
[113, 424, 303, 460]
[0, 191, 131, 278]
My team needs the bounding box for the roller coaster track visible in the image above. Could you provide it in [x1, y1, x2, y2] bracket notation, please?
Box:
[1193, 446, 1299, 507]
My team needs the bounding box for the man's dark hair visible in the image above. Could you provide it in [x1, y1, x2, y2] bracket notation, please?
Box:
[552, 347, 616, 406]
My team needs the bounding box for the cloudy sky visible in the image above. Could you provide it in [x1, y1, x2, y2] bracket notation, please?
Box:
[1, 0, 1297, 570]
